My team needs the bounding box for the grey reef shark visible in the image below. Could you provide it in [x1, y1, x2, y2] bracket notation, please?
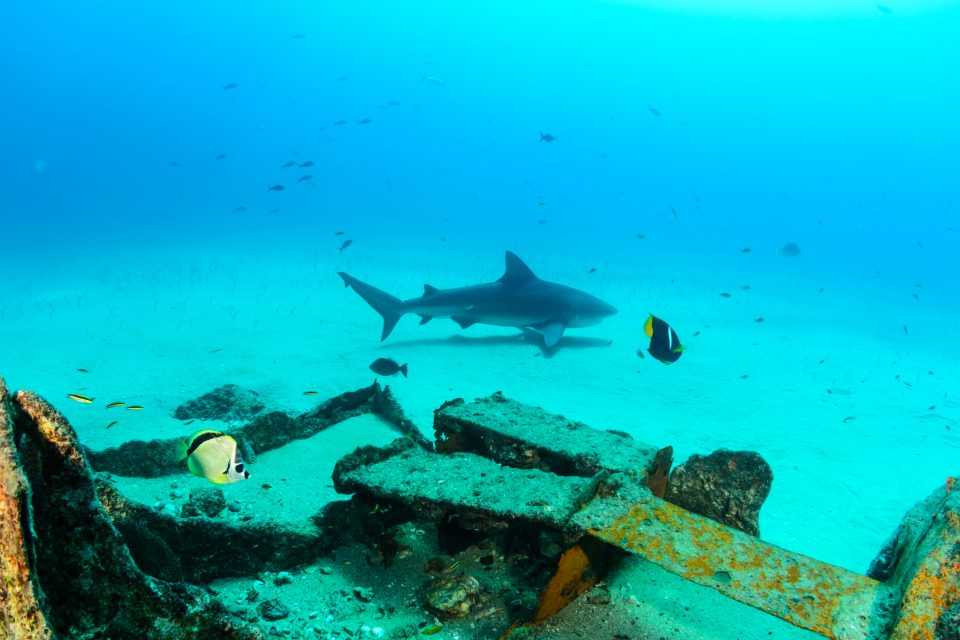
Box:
[338, 251, 617, 348]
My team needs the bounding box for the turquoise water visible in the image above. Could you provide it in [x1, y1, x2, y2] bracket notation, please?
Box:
[2, 1, 959, 633]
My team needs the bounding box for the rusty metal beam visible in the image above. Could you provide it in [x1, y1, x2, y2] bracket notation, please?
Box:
[337, 442, 898, 638]
[573, 481, 896, 639]
[338, 393, 960, 639]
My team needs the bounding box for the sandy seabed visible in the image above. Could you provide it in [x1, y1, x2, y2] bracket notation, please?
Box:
[2, 240, 957, 579]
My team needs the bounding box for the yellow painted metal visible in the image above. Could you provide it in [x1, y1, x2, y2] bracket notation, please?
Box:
[581, 492, 896, 639]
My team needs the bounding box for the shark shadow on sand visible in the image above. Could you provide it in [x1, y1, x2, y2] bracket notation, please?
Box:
[385, 329, 614, 357]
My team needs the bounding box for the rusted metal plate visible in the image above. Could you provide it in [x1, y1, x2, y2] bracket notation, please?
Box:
[573, 481, 896, 640]
[337, 442, 895, 638]
[340, 393, 960, 639]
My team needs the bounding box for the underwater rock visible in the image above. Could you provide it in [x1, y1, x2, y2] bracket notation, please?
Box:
[664, 450, 772, 536]
[96, 477, 325, 583]
[181, 486, 227, 518]
[257, 598, 290, 621]
[88, 382, 426, 478]
[173, 383, 265, 422]
[423, 574, 483, 619]
[0, 378, 53, 639]
[0, 376, 259, 640]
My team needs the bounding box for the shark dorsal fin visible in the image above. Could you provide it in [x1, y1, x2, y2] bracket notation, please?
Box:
[423, 284, 438, 296]
[499, 251, 536, 285]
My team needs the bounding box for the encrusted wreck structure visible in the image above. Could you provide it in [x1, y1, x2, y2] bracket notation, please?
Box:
[1, 376, 957, 639]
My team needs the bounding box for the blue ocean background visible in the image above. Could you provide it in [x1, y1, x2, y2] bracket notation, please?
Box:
[2, 0, 959, 579]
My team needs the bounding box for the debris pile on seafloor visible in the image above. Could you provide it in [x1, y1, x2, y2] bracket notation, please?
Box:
[2, 376, 958, 640]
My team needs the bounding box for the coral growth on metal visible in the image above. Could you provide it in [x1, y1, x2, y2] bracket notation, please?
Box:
[586, 493, 894, 639]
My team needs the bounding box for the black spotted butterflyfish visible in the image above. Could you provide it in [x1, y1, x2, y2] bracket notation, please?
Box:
[180, 429, 250, 485]
[644, 314, 683, 364]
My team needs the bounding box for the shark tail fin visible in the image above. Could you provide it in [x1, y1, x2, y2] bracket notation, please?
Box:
[400, 363, 408, 378]
[338, 272, 406, 341]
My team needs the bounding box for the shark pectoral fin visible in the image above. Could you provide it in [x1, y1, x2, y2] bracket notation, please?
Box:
[451, 316, 476, 329]
[419, 315, 433, 325]
[540, 321, 566, 348]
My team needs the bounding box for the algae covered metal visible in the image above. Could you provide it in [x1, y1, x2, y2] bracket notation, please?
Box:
[334, 392, 960, 640]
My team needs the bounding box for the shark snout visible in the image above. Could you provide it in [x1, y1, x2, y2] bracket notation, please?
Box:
[586, 296, 617, 318]
[568, 296, 618, 327]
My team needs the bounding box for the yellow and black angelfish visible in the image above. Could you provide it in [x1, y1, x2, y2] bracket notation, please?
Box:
[644, 314, 683, 364]
[179, 429, 251, 485]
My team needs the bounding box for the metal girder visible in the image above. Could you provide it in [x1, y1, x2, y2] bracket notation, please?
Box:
[334, 393, 960, 639]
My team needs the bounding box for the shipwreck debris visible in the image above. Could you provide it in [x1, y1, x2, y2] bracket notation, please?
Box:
[423, 574, 485, 619]
[173, 384, 265, 422]
[86, 381, 428, 478]
[335, 392, 960, 640]
[434, 392, 662, 481]
[868, 476, 960, 639]
[3, 374, 959, 640]
[0, 376, 258, 640]
[96, 477, 324, 583]
[180, 486, 228, 518]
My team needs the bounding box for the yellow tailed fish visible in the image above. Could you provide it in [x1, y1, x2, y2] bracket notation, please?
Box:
[67, 393, 95, 404]
[180, 430, 250, 485]
[127, 405, 144, 411]
[105, 401, 125, 409]
[643, 314, 684, 365]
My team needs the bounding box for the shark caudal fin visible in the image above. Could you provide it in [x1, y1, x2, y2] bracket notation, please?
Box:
[338, 272, 406, 341]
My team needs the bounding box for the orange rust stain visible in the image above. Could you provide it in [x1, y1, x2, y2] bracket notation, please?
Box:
[683, 555, 715, 578]
[729, 553, 764, 571]
[892, 560, 960, 640]
[653, 505, 672, 524]
[533, 544, 597, 623]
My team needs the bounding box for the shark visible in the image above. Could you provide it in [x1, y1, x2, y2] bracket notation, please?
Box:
[338, 251, 617, 348]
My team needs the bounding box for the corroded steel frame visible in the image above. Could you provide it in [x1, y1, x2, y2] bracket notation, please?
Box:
[339, 394, 960, 639]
